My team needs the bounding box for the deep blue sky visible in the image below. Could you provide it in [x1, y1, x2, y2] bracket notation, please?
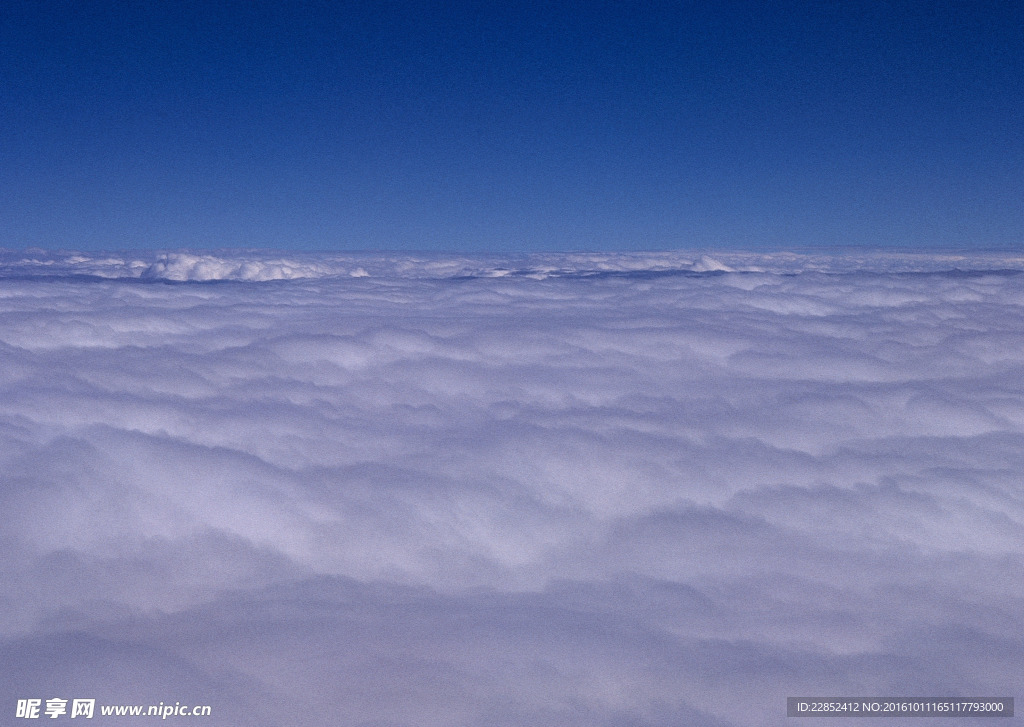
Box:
[2, 1, 1021, 251]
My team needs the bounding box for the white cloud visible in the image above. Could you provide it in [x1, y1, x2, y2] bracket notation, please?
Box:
[1, 250, 1022, 725]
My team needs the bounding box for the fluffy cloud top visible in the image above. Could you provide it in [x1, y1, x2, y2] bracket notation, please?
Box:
[1, 250, 1022, 725]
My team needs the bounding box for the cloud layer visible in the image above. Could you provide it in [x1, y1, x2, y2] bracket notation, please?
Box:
[1, 250, 1022, 725]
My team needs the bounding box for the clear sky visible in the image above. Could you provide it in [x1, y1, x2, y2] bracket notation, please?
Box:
[2, 1, 1021, 252]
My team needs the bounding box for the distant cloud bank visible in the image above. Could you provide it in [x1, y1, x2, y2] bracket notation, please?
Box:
[1, 250, 1022, 726]
[6, 248, 1024, 281]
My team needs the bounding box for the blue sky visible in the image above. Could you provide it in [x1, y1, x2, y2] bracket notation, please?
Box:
[2, 1, 1021, 252]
